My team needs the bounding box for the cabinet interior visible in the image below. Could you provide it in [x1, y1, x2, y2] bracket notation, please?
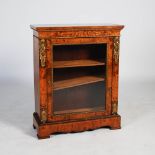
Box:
[52, 43, 107, 114]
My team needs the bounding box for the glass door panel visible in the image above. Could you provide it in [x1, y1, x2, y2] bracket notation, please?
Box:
[52, 43, 107, 114]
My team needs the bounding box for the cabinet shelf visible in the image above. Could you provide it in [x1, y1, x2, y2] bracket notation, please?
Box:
[53, 59, 105, 68]
[54, 106, 104, 115]
[53, 75, 105, 90]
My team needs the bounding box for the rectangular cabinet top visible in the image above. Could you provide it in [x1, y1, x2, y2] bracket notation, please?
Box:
[30, 24, 124, 31]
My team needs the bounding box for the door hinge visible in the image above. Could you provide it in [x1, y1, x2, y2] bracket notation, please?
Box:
[108, 87, 112, 94]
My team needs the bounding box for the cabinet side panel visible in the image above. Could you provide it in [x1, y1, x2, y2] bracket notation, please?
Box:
[33, 36, 40, 116]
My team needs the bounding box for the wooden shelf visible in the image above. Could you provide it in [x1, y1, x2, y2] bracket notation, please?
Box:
[53, 59, 105, 68]
[53, 75, 105, 90]
[54, 106, 104, 115]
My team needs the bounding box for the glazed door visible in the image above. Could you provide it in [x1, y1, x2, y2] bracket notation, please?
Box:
[47, 37, 113, 122]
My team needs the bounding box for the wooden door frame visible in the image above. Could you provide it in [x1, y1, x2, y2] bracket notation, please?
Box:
[44, 37, 113, 122]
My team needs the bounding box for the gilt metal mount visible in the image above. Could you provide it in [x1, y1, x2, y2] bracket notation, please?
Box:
[113, 37, 120, 64]
[41, 109, 47, 123]
[39, 39, 46, 67]
[112, 101, 118, 115]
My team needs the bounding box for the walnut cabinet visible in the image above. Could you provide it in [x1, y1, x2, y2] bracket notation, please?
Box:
[30, 24, 124, 139]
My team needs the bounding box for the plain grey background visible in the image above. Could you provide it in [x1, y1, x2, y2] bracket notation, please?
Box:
[0, 0, 155, 155]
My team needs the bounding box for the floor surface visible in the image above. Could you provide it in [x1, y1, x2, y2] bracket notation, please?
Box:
[0, 79, 155, 155]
